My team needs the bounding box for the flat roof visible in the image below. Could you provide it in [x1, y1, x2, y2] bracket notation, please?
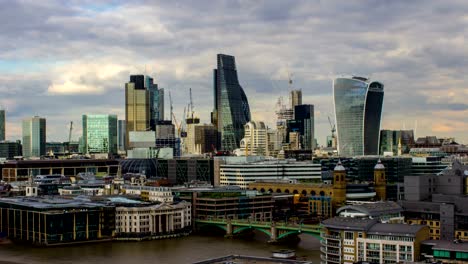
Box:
[367, 223, 426, 236]
[422, 240, 468, 253]
[322, 217, 377, 231]
[192, 255, 312, 264]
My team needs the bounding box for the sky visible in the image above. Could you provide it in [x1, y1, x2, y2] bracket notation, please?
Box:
[0, 0, 467, 145]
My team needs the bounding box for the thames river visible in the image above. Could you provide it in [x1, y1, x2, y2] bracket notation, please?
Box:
[0, 233, 321, 264]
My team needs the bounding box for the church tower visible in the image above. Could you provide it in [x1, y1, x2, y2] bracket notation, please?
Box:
[374, 159, 387, 200]
[333, 160, 347, 207]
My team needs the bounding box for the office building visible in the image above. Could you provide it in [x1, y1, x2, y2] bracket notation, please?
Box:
[321, 217, 429, 264]
[189, 189, 274, 221]
[333, 76, 384, 156]
[146, 75, 164, 130]
[0, 109, 5, 141]
[411, 156, 448, 176]
[239, 121, 267, 156]
[185, 122, 217, 155]
[82, 114, 117, 154]
[22, 116, 46, 158]
[156, 120, 175, 139]
[1, 159, 120, 181]
[0, 140, 22, 159]
[128, 131, 156, 149]
[288, 104, 315, 150]
[125, 75, 150, 148]
[0, 196, 116, 245]
[117, 120, 126, 152]
[211, 54, 251, 151]
[120, 158, 213, 185]
[115, 200, 191, 238]
[400, 160, 468, 241]
[290, 89, 302, 109]
[215, 156, 322, 189]
[379, 129, 415, 156]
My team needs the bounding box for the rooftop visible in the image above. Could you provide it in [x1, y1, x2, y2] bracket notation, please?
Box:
[367, 223, 426, 236]
[337, 201, 402, 217]
[422, 240, 468, 253]
[322, 217, 377, 231]
[192, 255, 312, 264]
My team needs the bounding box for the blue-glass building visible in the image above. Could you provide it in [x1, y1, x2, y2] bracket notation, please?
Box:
[287, 104, 315, 150]
[212, 54, 251, 151]
[82, 114, 118, 154]
[333, 76, 384, 156]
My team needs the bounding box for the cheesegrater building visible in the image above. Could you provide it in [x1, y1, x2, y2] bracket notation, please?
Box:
[211, 54, 251, 151]
[333, 76, 384, 156]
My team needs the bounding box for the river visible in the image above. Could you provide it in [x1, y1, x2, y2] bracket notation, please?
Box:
[0, 232, 321, 263]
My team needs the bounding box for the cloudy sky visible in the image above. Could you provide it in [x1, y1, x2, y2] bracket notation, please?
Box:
[0, 0, 467, 145]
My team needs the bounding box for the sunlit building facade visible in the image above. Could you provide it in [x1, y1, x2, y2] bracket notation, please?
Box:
[125, 75, 150, 149]
[333, 77, 384, 156]
[82, 114, 117, 154]
[212, 54, 251, 151]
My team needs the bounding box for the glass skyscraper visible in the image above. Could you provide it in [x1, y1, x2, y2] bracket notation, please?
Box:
[125, 75, 150, 149]
[82, 114, 117, 154]
[212, 54, 251, 151]
[117, 120, 126, 152]
[22, 116, 46, 158]
[333, 76, 384, 156]
[0, 109, 5, 141]
[291, 104, 315, 150]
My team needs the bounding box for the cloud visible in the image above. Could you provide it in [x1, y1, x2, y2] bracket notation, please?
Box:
[0, 0, 467, 144]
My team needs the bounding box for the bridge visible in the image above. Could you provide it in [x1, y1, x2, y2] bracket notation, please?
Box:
[195, 219, 322, 243]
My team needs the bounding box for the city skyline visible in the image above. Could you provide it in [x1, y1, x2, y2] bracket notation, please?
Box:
[0, 1, 467, 144]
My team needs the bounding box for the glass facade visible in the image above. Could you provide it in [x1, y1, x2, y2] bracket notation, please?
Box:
[212, 54, 251, 151]
[117, 120, 126, 151]
[125, 76, 150, 149]
[82, 114, 117, 154]
[333, 77, 384, 156]
[0, 109, 5, 141]
[22, 116, 46, 158]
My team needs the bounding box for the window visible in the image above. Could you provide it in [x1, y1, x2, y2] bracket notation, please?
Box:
[345, 232, 354, 240]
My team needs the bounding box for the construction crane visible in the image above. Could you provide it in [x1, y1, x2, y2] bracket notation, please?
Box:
[169, 91, 174, 123]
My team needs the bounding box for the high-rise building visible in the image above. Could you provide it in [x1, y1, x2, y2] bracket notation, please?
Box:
[290, 89, 302, 109]
[380, 129, 415, 156]
[22, 116, 46, 158]
[117, 120, 126, 152]
[82, 114, 117, 154]
[333, 76, 384, 156]
[0, 109, 5, 141]
[212, 54, 251, 151]
[291, 104, 315, 150]
[0, 140, 22, 159]
[158, 88, 164, 121]
[125, 75, 150, 149]
[239, 121, 267, 156]
[146, 76, 164, 130]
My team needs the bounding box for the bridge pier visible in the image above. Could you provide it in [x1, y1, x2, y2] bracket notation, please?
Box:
[268, 224, 278, 243]
[224, 222, 233, 238]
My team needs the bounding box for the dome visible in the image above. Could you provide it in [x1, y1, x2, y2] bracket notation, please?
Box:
[334, 160, 346, 171]
[374, 159, 385, 170]
[120, 159, 158, 177]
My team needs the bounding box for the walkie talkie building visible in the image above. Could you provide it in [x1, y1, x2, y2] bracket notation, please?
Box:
[333, 76, 384, 156]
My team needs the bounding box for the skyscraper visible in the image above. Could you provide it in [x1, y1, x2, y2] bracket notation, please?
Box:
[290, 90, 302, 109]
[212, 54, 251, 151]
[22, 116, 46, 158]
[295, 104, 315, 150]
[125, 75, 150, 149]
[146, 76, 164, 130]
[0, 109, 5, 141]
[333, 76, 384, 156]
[82, 114, 117, 154]
[117, 120, 126, 152]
